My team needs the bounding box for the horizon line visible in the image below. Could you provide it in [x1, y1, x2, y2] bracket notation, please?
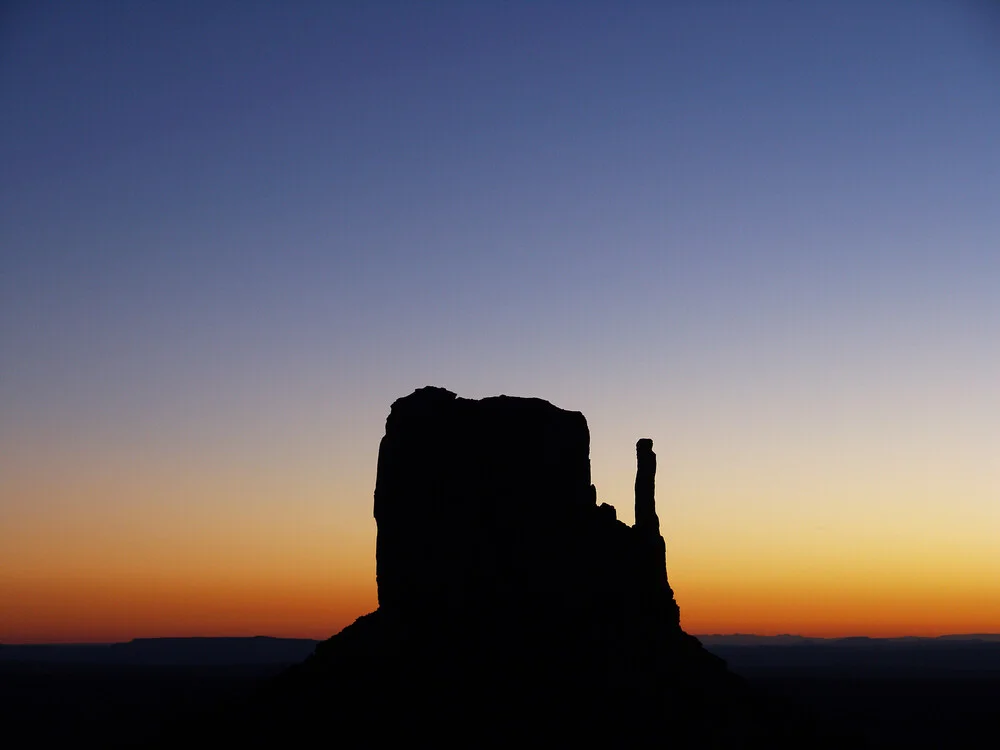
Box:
[5, 632, 1000, 647]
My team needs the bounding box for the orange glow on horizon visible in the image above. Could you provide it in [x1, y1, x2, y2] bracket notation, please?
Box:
[0, 574, 378, 644]
[3, 454, 996, 643]
[4, 562, 999, 643]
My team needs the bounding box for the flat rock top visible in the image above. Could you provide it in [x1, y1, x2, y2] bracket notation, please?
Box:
[386, 386, 586, 428]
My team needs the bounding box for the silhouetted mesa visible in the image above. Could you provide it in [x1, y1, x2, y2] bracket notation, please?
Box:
[194, 388, 847, 746]
[371, 388, 681, 638]
[373, 387, 594, 617]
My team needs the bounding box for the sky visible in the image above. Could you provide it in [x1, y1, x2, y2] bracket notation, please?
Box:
[2, 0, 998, 643]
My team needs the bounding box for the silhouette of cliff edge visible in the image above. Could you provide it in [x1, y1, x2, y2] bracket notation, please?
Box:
[189, 387, 847, 746]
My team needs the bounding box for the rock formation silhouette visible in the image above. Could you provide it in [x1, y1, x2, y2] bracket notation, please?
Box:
[184, 387, 845, 747]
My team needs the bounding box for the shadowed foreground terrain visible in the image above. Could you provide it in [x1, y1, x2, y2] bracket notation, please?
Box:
[4, 637, 997, 747]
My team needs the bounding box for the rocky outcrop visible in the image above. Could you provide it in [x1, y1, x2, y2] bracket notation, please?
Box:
[634, 437, 660, 533]
[191, 388, 847, 747]
[371, 388, 686, 653]
[373, 386, 594, 616]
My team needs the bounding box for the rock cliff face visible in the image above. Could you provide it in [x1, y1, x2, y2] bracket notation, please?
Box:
[372, 387, 680, 638]
[373, 387, 594, 616]
[202, 388, 841, 746]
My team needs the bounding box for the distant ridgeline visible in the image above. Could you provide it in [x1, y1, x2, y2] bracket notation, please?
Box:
[0, 638, 319, 666]
[189, 387, 845, 746]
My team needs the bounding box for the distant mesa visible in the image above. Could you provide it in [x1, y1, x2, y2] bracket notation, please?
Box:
[194, 387, 844, 746]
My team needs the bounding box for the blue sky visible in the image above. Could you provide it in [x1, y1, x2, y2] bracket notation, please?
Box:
[2, 1, 998, 639]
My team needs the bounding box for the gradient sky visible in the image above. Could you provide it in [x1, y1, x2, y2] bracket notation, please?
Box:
[2, 1, 998, 643]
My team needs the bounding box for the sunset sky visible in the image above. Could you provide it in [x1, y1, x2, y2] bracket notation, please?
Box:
[2, 1, 998, 643]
